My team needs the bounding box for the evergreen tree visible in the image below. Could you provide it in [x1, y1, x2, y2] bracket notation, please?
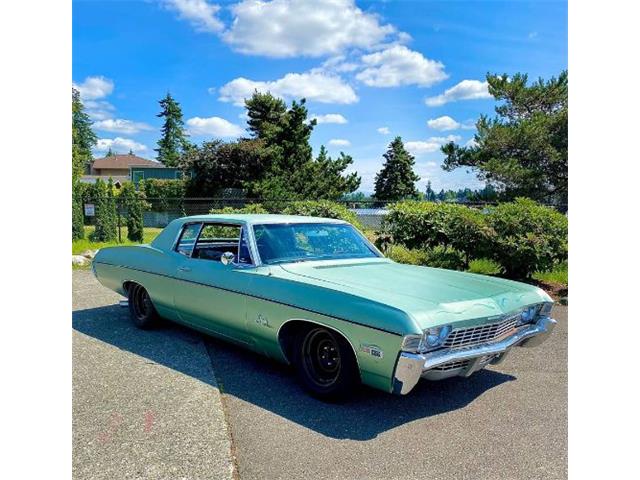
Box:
[72, 183, 85, 240]
[442, 71, 568, 203]
[105, 147, 115, 157]
[425, 180, 436, 201]
[373, 137, 420, 200]
[245, 93, 358, 200]
[120, 182, 146, 242]
[155, 93, 191, 166]
[91, 178, 118, 242]
[245, 91, 287, 139]
[72, 88, 97, 180]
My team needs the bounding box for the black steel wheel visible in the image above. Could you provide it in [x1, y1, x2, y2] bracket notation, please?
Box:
[293, 326, 359, 400]
[128, 284, 159, 329]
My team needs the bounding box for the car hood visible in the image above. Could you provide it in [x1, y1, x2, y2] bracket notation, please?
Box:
[276, 258, 551, 330]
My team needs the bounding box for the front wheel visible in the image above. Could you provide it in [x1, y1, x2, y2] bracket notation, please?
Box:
[292, 327, 359, 400]
[127, 284, 159, 329]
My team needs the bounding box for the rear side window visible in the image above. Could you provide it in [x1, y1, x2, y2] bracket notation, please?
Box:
[176, 223, 202, 256]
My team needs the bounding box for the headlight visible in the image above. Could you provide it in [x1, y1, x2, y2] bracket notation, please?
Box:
[519, 305, 539, 325]
[401, 325, 452, 353]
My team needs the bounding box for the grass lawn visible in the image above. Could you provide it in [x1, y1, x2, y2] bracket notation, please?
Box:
[72, 226, 163, 255]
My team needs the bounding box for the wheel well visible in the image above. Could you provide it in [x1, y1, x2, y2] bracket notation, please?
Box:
[122, 281, 139, 296]
[277, 320, 359, 369]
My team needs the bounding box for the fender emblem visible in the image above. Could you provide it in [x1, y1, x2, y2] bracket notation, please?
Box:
[360, 344, 384, 359]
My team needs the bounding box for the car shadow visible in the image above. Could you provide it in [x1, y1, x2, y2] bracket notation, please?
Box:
[73, 304, 516, 441]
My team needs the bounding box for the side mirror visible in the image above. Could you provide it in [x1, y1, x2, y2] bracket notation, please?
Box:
[221, 251, 235, 266]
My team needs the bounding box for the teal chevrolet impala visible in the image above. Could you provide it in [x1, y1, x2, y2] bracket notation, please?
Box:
[93, 214, 556, 399]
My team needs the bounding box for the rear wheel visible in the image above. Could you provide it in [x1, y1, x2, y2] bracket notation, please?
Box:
[127, 284, 159, 329]
[292, 327, 359, 400]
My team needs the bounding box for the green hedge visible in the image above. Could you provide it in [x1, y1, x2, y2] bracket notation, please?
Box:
[209, 203, 269, 215]
[383, 198, 567, 279]
[382, 201, 490, 265]
[485, 198, 568, 279]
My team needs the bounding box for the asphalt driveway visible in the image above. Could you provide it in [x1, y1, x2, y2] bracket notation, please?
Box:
[73, 270, 567, 480]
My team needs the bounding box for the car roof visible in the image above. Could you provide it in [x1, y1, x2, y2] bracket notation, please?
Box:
[150, 214, 348, 251]
[177, 214, 348, 225]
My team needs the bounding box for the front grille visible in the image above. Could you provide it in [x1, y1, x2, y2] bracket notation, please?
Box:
[432, 360, 470, 371]
[443, 314, 520, 349]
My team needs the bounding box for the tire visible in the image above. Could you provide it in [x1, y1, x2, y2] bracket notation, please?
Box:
[127, 284, 159, 329]
[292, 326, 359, 400]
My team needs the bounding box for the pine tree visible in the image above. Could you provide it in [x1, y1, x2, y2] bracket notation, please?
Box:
[442, 71, 568, 203]
[155, 93, 191, 166]
[373, 137, 420, 201]
[245, 91, 287, 139]
[105, 147, 115, 157]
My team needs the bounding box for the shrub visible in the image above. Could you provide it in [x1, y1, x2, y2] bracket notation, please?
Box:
[485, 198, 568, 279]
[382, 201, 490, 265]
[386, 245, 466, 270]
[119, 182, 148, 242]
[91, 178, 118, 242]
[209, 203, 268, 214]
[72, 183, 84, 240]
[139, 179, 186, 213]
[282, 200, 363, 230]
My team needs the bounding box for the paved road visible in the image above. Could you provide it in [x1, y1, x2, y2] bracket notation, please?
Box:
[207, 306, 567, 480]
[72, 271, 234, 480]
[73, 270, 567, 480]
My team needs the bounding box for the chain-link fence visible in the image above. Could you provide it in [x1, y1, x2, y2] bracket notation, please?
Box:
[81, 197, 567, 237]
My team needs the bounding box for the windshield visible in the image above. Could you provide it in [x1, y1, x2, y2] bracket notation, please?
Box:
[253, 223, 381, 265]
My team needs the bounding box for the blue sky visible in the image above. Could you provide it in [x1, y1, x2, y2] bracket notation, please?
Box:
[73, 0, 567, 193]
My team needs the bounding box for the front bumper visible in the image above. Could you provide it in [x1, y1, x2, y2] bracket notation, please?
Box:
[392, 316, 557, 395]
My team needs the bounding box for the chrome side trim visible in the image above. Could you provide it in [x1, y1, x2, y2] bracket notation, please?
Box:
[392, 316, 557, 395]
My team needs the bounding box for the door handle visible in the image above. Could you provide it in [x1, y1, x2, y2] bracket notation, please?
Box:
[178, 266, 191, 272]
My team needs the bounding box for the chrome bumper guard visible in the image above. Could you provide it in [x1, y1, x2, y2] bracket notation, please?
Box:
[392, 316, 557, 395]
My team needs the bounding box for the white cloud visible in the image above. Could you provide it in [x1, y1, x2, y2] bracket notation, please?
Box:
[95, 137, 148, 153]
[377, 127, 390, 134]
[355, 45, 447, 87]
[218, 71, 358, 106]
[163, 0, 223, 33]
[93, 118, 154, 134]
[223, 0, 396, 58]
[426, 115, 474, 131]
[73, 76, 114, 100]
[186, 116, 244, 137]
[328, 138, 351, 147]
[405, 135, 461, 155]
[465, 138, 478, 148]
[311, 113, 347, 124]
[425, 80, 491, 106]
